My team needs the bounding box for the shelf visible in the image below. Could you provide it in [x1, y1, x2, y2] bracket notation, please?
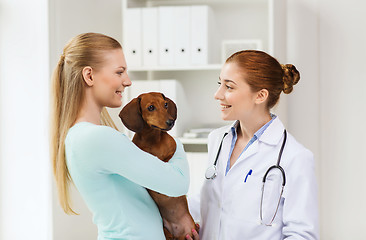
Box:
[128, 64, 222, 72]
[121, 0, 287, 146]
[135, 0, 267, 6]
[179, 137, 208, 145]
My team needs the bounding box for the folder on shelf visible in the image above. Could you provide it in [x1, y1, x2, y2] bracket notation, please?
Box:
[190, 5, 212, 65]
[158, 6, 175, 66]
[142, 7, 159, 67]
[174, 6, 191, 66]
[124, 8, 142, 67]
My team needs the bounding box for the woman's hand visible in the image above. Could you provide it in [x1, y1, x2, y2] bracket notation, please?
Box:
[185, 230, 199, 240]
[185, 224, 200, 240]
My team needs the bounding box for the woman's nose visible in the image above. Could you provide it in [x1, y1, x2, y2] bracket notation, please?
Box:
[214, 86, 224, 100]
[123, 72, 132, 87]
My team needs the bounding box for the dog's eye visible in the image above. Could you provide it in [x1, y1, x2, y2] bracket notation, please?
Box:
[148, 105, 155, 111]
[164, 102, 168, 109]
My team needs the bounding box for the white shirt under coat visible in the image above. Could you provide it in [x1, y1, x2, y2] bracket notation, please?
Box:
[189, 117, 319, 240]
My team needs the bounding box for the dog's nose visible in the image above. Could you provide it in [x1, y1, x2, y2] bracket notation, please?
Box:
[166, 119, 175, 127]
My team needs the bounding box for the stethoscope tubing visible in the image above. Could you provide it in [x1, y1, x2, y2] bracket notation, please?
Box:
[205, 129, 287, 186]
[262, 129, 287, 186]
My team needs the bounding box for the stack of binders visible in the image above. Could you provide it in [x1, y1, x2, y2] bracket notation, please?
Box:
[124, 5, 213, 68]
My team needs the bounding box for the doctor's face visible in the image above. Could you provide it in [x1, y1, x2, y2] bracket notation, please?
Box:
[215, 62, 258, 121]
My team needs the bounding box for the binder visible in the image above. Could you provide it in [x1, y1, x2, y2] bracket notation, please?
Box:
[142, 8, 159, 67]
[174, 6, 191, 66]
[158, 6, 175, 66]
[124, 8, 142, 67]
[190, 6, 212, 65]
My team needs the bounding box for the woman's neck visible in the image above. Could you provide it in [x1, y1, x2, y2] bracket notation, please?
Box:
[75, 97, 103, 125]
[237, 112, 272, 140]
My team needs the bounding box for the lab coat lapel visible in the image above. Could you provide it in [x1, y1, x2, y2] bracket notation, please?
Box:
[233, 117, 285, 164]
[239, 140, 259, 161]
[259, 117, 285, 146]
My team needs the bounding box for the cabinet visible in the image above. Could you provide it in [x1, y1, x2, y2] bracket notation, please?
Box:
[109, 0, 288, 145]
[103, 0, 288, 198]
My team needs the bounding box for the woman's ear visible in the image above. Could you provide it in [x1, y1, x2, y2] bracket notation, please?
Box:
[82, 66, 94, 86]
[255, 89, 269, 104]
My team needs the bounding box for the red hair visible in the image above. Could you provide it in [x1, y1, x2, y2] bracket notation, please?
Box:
[226, 50, 300, 109]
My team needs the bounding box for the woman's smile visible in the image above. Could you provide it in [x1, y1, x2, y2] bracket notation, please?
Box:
[220, 103, 232, 110]
[115, 90, 122, 98]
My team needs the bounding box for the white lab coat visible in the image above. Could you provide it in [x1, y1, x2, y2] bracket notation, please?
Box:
[188, 117, 319, 240]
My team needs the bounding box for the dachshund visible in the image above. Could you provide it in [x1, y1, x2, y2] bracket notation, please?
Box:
[119, 92, 197, 240]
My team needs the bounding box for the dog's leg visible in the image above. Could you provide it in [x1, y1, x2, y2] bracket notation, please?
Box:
[164, 227, 175, 240]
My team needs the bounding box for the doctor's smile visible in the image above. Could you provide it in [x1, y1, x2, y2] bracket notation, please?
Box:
[220, 103, 232, 110]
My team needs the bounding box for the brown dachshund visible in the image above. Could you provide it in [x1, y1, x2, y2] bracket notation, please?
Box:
[119, 92, 197, 240]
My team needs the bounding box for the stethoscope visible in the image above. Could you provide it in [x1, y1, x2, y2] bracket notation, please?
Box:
[205, 129, 287, 225]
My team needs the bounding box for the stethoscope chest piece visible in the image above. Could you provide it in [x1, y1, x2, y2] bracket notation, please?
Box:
[205, 165, 217, 180]
[205, 132, 228, 180]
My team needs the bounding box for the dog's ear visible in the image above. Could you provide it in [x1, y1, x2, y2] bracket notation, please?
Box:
[119, 97, 144, 133]
[165, 96, 177, 121]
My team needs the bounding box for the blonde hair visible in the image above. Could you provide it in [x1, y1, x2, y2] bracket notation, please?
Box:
[50, 33, 121, 214]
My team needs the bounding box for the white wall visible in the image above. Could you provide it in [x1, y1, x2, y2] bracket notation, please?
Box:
[288, 0, 366, 239]
[0, 0, 52, 239]
[49, 0, 122, 69]
[318, 0, 366, 239]
[286, 0, 321, 233]
[287, 0, 320, 166]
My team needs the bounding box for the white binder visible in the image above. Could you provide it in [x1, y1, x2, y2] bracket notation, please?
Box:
[190, 6, 212, 65]
[124, 8, 142, 67]
[158, 6, 175, 66]
[142, 8, 159, 67]
[174, 6, 191, 66]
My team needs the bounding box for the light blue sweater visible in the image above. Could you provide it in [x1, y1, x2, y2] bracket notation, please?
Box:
[65, 122, 189, 240]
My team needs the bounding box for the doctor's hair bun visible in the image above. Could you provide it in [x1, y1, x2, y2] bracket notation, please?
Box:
[281, 64, 300, 94]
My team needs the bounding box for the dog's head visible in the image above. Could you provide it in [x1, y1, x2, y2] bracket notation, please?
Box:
[119, 92, 177, 133]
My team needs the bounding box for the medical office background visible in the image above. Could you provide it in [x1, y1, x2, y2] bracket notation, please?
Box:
[0, 0, 365, 239]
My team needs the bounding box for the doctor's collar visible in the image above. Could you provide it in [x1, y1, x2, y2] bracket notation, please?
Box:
[230, 114, 277, 139]
[230, 120, 240, 133]
[230, 114, 277, 131]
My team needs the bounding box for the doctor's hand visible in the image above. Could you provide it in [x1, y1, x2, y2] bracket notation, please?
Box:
[185, 224, 200, 240]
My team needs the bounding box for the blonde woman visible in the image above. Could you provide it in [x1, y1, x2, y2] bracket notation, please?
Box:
[50, 33, 198, 240]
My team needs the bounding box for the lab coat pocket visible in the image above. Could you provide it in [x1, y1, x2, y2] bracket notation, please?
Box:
[227, 175, 283, 239]
[230, 175, 263, 223]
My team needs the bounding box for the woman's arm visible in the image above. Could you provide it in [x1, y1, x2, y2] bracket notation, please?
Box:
[282, 149, 319, 239]
[73, 125, 189, 197]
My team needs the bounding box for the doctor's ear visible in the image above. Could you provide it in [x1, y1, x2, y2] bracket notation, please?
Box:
[82, 66, 94, 86]
[255, 89, 269, 104]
